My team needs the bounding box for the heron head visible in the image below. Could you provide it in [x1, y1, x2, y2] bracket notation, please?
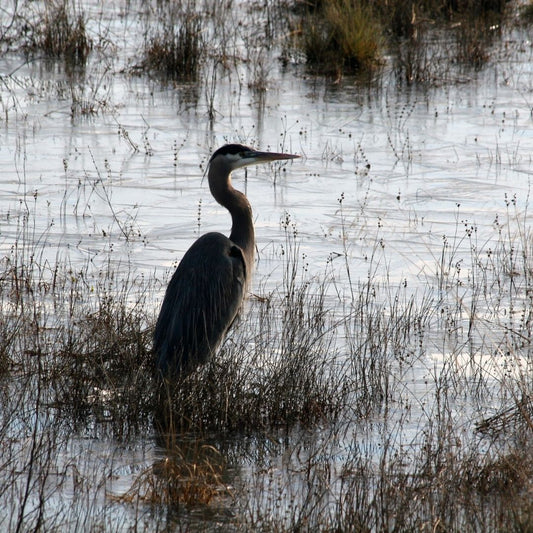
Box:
[209, 143, 300, 172]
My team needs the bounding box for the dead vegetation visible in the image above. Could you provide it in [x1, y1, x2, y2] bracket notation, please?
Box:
[296, 0, 512, 81]
[10, 0, 92, 67]
[0, 193, 531, 530]
[0, 0, 532, 530]
[141, 2, 204, 82]
[0, 0, 522, 89]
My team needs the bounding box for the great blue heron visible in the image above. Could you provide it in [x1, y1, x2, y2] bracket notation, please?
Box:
[154, 143, 300, 378]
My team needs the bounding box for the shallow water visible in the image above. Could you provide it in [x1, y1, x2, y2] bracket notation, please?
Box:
[1, 1, 532, 529]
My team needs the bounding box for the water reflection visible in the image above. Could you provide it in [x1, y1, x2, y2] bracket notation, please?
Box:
[144, 434, 236, 528]
[1, 1, 532, 530]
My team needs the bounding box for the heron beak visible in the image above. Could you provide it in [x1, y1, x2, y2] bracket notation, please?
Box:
[246, 150, 300, 164]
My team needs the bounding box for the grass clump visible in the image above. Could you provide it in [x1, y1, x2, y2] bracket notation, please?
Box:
[295, 0, 511, 81]
[142, 3, 204, 82]
[32, 0, 91, 67]
[0, 207, 155, 439]
[300, 0, 383, 75]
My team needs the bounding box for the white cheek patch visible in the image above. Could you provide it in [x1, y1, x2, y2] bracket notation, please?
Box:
[226, 153, 242, 164]
[232, 155, 257, 169]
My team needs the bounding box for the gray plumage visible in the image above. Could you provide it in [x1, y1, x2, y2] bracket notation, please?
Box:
[154, 143, 299, 378]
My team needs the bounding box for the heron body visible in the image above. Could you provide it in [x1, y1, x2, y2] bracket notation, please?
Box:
[154, 144, 299, 378]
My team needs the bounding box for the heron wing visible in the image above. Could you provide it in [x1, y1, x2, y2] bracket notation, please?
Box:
[154, 232, 247, 376]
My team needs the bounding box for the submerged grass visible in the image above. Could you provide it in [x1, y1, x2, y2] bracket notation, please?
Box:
[0, 0, 521, 98]
[16, 0, 92, 67]
[113, 441, 228, 508]
[1, 189, 531, 529]
[141, 2, 204, 82]
[295, 0, 512, 80]
[300, 0, 383, 75]
[39, 1, 90, 65]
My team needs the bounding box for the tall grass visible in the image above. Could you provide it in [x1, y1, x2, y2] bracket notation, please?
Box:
[0, 186, 532, 529]
[296, 0, 511, 80]
[141, 2, 204, 82]
[19, 0, 91, 67]
[0, 0, 519, 94]
[154, 222, 353, 437]
[232, 203, 533, 531]
[301, 0, 383, 75]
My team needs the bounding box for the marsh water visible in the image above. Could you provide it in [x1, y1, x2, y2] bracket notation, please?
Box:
[1, 1, 532, 530]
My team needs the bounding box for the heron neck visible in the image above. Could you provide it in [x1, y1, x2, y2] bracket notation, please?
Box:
[208, 164, 255, 269]
[229, 192, 255, 268]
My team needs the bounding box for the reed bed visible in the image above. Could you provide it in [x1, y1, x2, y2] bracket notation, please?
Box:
[0, 193, 531, 530]
[0, 0, 531, 530]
